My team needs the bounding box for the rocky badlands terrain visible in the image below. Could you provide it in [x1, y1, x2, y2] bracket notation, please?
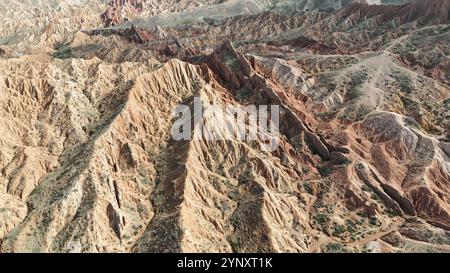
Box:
[0, 0, 449, 253]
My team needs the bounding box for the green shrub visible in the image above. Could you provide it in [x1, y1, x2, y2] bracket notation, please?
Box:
[318, 166, 332, 177]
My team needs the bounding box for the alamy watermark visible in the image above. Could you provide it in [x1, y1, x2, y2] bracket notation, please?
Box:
[171, 97, 280, 152]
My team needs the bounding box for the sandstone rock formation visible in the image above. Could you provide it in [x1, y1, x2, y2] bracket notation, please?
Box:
[0, 0, 449, 253]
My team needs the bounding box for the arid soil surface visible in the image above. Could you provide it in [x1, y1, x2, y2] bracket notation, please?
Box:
[0, 0, 449, 253]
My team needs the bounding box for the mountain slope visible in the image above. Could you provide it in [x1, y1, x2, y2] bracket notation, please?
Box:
[0, 0, 449, 253]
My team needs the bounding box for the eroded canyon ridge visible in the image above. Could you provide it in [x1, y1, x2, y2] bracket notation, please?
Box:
[0, 0, 449, 253]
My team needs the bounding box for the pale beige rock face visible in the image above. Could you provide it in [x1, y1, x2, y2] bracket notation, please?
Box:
[0, 0, 449, 253]
[0, 194, 27, 239]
